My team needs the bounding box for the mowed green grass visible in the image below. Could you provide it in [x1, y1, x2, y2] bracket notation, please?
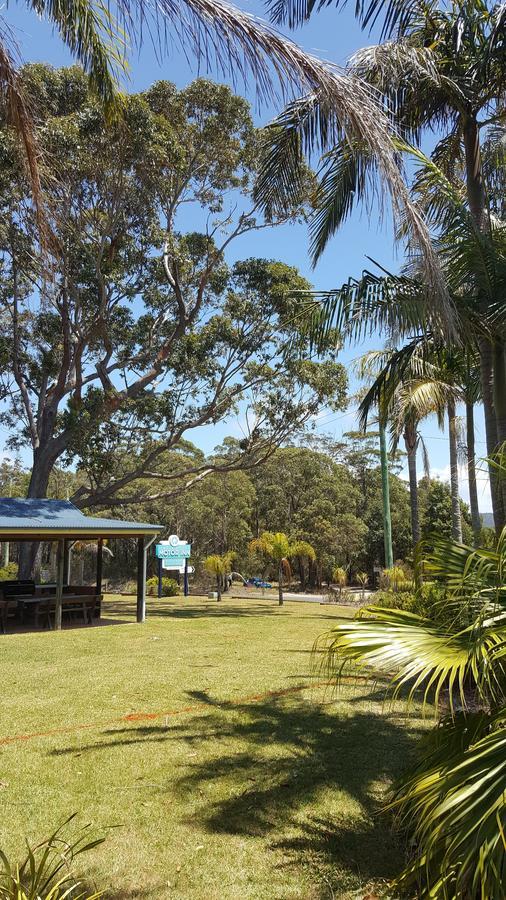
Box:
[0, 595, 423, 899]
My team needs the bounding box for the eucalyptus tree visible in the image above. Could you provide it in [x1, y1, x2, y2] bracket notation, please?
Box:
[0, 68, 348, 575]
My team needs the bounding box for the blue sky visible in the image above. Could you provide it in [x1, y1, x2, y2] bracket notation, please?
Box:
[0, 0, 492, 510]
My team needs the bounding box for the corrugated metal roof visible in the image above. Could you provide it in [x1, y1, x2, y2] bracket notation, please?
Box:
[0, 499, 162, 535]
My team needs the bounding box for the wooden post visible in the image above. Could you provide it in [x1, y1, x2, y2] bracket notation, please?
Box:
[96, 538, 103, 593]
[54, 540, 65, 630]
[63, 540, 71, 585]
[137, 537, 147, 623]
[158, 557, 162, 598]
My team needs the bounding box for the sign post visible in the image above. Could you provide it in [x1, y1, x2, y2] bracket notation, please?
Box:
[155, 536, 192, 596]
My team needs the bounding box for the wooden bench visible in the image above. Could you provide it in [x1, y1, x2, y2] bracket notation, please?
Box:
[20, 594, 103, 629]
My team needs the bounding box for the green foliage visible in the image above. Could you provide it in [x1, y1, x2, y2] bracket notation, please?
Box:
[419, 477, 473, 546]
[146, 577, 180, 598]
[0, 563, 18, 581]
[0, 815, 104, 899]
[374, 581, 449, 621]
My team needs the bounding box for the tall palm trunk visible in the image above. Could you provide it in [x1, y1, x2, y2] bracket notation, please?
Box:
[492, 341, 506, 520]
[404, 421, 420, 545]
[479, 341, 504, 534]
[448, 397, 463, 542]
[466, 400, 481, 546]
[463, 116, 505, 533]
[379, 423, 394, 567]
[278, 561, 284, 606]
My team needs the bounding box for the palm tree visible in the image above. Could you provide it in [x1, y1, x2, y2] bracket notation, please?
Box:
[249, 532, 315, 605]
[461, 355, 483, 544]
[356, 570, 368, 602]
[315, 458, 506, 896]
[203, 551, 234, 600]
[332, 565, 347, 598]
[259, 0, 505, 527]
[358, 344, 466, 543]
[357, 348, 429, 547]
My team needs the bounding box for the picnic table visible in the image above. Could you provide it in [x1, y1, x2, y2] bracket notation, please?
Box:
[0, 584, 102, 632]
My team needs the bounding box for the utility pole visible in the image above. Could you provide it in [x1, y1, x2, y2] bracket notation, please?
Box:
[379, 423, 394, 568]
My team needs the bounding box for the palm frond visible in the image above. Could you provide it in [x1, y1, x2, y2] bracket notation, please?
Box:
[393, 714, 506, 898]
[266, 0, 428, 38]
[255, 88, 451, 323]
[295, 269, 436, 353]
[28, 0, 127, 112]
[0, 35, 44, 230]
[421, 528, 506, 607]
[315, 605, 506, 711]
[309, 138, 377, 264]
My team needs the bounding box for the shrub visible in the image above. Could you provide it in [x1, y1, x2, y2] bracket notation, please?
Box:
[0, 562, 18, 581]
[374, 581, 459, 626]
[146, 576, 180, 597]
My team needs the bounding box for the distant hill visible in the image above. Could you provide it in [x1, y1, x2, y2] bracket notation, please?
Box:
[482, 513, 495, 528]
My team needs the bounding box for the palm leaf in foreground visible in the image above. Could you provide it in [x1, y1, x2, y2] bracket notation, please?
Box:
[315, 511, 506, 898]
[393, 712, 506, 899]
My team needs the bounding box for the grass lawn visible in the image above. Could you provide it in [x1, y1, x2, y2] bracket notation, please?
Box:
[0, 595, 423, 899]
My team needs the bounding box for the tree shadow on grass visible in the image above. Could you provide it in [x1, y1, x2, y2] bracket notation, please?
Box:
[51, 685, 422, 891]
[103, 599, 282, 620]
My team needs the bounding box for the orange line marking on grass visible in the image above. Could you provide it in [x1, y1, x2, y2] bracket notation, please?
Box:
[0, 677, 372, 748]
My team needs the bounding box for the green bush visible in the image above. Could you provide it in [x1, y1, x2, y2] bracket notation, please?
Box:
[146, 576, 180, 597]
[0, 562, 18, 581]
[373, 581, 462, 626]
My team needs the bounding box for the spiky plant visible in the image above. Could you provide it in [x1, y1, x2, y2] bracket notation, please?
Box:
[332, 566, 347, 599]
[0, 815, 104, 899]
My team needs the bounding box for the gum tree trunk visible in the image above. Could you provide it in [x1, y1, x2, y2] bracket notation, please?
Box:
[18, 448, 55, 579]
[278, 562, 283, 605]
